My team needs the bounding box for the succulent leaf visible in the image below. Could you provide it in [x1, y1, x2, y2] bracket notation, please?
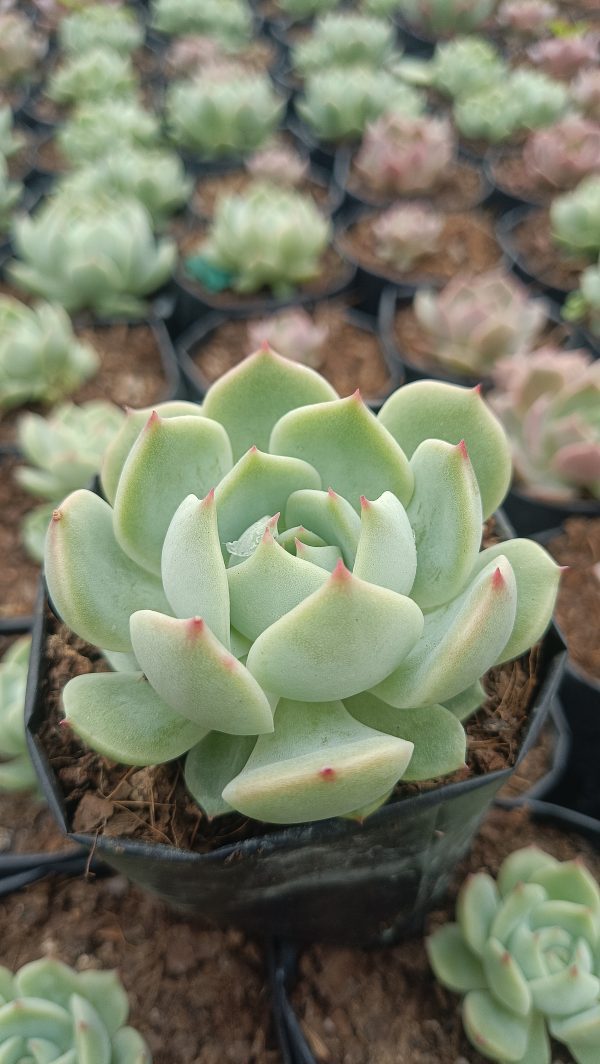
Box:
[184, 732, 255, 818]
[426, 924, 487, 992]
[285, 489, 361, 567]
[353, 492, 417, 596]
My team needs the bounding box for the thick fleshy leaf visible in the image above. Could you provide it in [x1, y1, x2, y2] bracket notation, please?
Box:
[530, 861, 600, 916]
[528, 965, 600, 1018]
[379, 380, 512, 519]
[490, 883, 547, 945]
[71, 995, 111, 1064]
[112, 1027, 151, 1064]
[426, 924, 487, 993]
[463, 990, 529, 1063]
[130, 611, 274, 735]
[457, 873, 500, 957]
[215, 447, 321, 546]
[271, 391, 413, 509]
[222, 698, 414, 823]
[285, 488, 361, 566]
[373, 557, 517, 708]
[15, 961, 127, 1035]
[102, 649, 139, 673]
[295, 541, 342, 571]
[246, 562, 424, 702]
[277, 525, 325, 552]
[406, 439, 482, 609]
[201, 345, 338, 461]
[0, 1000, 72, 1050]
[161, 491, 230, 647]
[45, 490, 169, 653]
[550, 1004, 600, 1064]
[353, 492, 417, 595]
[482, 936, 532, 1017]
[529, 901, 598, 946]
[345, 692, 466, 781]
[227, 529, 328, 640]
[62, 672, 205, 764]
[508, 923, 548, 981]
[113, 412, 233, 574]
[184, 732, 256, 818]
[498, 847, 559, 897]
[442, 681, 485, 721]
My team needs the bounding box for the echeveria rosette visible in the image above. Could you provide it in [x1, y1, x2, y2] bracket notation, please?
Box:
[44, 355, 560, 826]
[0, 636, 38, 793]
[47, 47, 138, 106]
[0, 957, 151, 1062]
[428, 846, 600, 1064]
[58, 3, 144, 55]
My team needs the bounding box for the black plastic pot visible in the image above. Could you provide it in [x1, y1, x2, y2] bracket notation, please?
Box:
[286, 115, 352, 174]
[483, 149, 549, 214]
[502, 486, 600, 538]
[496, 205, 575, 304]
[336, 150, 492, 216]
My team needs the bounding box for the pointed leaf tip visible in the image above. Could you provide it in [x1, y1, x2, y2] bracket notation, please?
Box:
[473, 383, 483, 396]
[319, 766, 336, 780]
[260, 339, 270, 352]
[457, 439, 469, 460]
[187, 617, 205, 636]
[202, 487, 215, 505]
[249, 444, 258, 454]
[262, 526, 274, 544]
[559, 565, 570, 574]
[352, 387, 363, 402]
[327, 486, 338, 499]
[331, 558, 351, 581]
[492, 566, 504, 590]
[146, 409, 160, 429]
[360, 495, 370, 509]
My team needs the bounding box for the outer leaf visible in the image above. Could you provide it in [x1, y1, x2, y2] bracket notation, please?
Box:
[550, 1004, 600, 1064]
[482, 937, 532, 1016]
[463, 990, 529, 1062]
[353, 491, 417, 595]
[184, 733, 256, 819]
[379, 379, 512, 518]
[457, 873, 500, 957]
[442, 681, 485, 721]
[270, 391, 414, 509]
[71, 995, 111, 1064]
[490, 883, 547, 945]
[295, 542, 342, 571]
[530, 862, 600, 916]
[0, 1000, 72, 1050]
[426, 924, 487, 993]
[528, 966, 600, 1018]
[497, 847, 559, 897]
[285, 488, 361, 566]
[246, 562, 424, 702]
[529, 901, 598, 946]
[111, 1026, 152, 1064]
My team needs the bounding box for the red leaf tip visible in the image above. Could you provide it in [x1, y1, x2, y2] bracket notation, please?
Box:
[331, 558, 351, 582]
[59, 718, 70, 728]
[259, 339, 270, 352]
[222, 655, 237, 671]
[457, 439, 469, 460]
[492, 566, 505, 590]
[319, 766, 336, 781]
[267, 512, 280, 528]
[262, 526, 274, 544]
[327, 486, 338, 500]
[472, 382, 483, 396]
[203, 487, 215, 505]
[351, 387, 363, 403]
[187, 617, 204, 636]
[559, 565, 570, 575]
[360, 495, 370, 510]
[146, 409, 160, 428]
[248, 444, 258, 454]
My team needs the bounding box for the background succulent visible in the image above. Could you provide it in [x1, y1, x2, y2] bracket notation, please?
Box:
[411, 37, 507, 100]
[57, 99, 162, 165]
[166, 72, 284, 158]
[428, 845, 600, 1063]
[496, 0, 558, 36]
[454, 70, 569, 142]
[0, 105, 24, 158]
[571, 68, 600, 120]
[151, 0, 253, 46]
[564, 258, 600, 337]
[47, 47, 138, 106]
[0, 158, 21, 233]
[247, 309, 328, 369]
[523, 116, 600, 191]
[372, 202, 444, 271]
[354, 113, 456, 196]
[0, 637, 37, 792]
[291, 14, 397, 76]
[0, 12, 47, 87]
[296, 68, 425, 143]
[60, 146, 192, 224]
[278, 0, 340, 16]
[397, 0, 497, 35]
[550, 176, 600, 258]
[527, 34, 599, 81]
[245, 145, 309, 188]
[58, 2, 144, 54]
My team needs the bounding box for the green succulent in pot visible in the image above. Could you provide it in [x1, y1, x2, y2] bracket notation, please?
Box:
[59, 147, 192, 225]
[44, 353, 560, 826]
[550, 176, 600, 260]
[397, 0, 497, 34]
[151, 0, 253, 46]
[0, 158, 21, 235]
[47, 47, 138, 106]
[0, 636, 38, 793]
[0, 105, 25, 159]
[564, 257, 600, 337]
[296, 67, 426, 144]
[291, 14, 397, 77]
[57, 100, 162, 165]
[398, 37, 507, 101]
[58, 2, 144, 55]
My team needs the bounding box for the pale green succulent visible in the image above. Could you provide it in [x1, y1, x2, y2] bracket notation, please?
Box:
[47, 47, 138, 106]
[166, 72, 284, 159]
[57, 100, 162, 165]
[0, 637, 37, 793]
[17, 401, 126, 561]
[428, 846, 600, 1064]
[296, 67, 425, 143]
[186, 182, 331, 296]
[0, 105, 25, 159]
[508, 68, 570, 130]
[279, 0, 340, 16]
[454, 69, 569, 144]
[398, 37, 507, 100]
[564, 257, 600, 337]
[291, 14, 397, 76]
[0, 296, 98, 415]
[551, 177, 600, 259]
[397, 0, 496, 33]
[0, 157, 21, 234]
[8, 195, 176, 318]
[59, 147, 192, 225]
[0, 958, 151, 1061]
[151, 0, 253, 46]
[45, 358, 559, 826]
[58, 3, 144, 54]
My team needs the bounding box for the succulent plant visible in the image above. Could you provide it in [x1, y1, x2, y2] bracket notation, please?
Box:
[413, 271, 549, 376]
[490, 347, 600, 501]
[44, 357, 559, 825]
[17, 400, 126, 561]
[0, 296, 98, 415]
[410, 37, 507, 100]
[58, 2, 144, 54]
[296, 67, 425, 143]
[372, 202, 444, 272]
[0, 157, 21, 233]
[564, 258, 600, 337]
[245, 144, 309, 188]
[32, 0, 121, 29]
[59, 146, 192, 224]
[151, 0, 253, 46]
[454, 70, 569, 143]
[507, 68, 571, 128]
[0, 957, 151, 1061]
[186, 182, 331, 296]
[571, 68, 600, 121]
[0, 637, 37, 792]
[527, 34, 599, 81]
[496, 0, 558, 36]
[47, 47, 138, 106]
[354, 113, 456, 196]
[550, 176, 600, 259]
[0, 105, 24, 158]
[278, 0, 340, 17]
[8, 195, 176, 317]
[166, 72, 284, 159]
[523, 116, 600, 191]
[0, 12, 47, 87]
[247, 309, 328, 369]
[429, 845, 600, 1063]
[291, 14, 397, 76]
[397, 0, 496, 34]
[57, 99, 162, 165]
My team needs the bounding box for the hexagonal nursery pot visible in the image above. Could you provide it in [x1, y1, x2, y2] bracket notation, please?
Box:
[26, 586, 565, 946]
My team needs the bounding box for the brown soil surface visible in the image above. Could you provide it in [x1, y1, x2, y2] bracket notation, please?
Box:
[33, 134, 69, 175]
[546, 517, 600, 683]
[6, 129, 37, 182]
[291, 805, 595, 1064]
[510, 210, 592, 293]
[0, 455, 40, 619]
[192, 169, 332, 219]
[27, 92, 67, 126]
[490, 153, 558, 207]
[340, 211, 500, 286]
[165, 39, 278, 79]
[0, 873, 279, 1064]
[188, 302, 393, 402]
[346, 158, 486, 213]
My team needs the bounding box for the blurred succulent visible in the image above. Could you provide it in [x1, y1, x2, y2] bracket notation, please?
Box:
[297, 68, 425, 143]
[372, 203, 444, 272]
[397, 0, 496, 34]
[247, 309, 328, 369]
[491, 347, 600, 501]
[165, 34, 227, 76]
[0, 637, 37, 792]
[166, 72, 284, 159]
[0, 105, 24, 158]
[32, 0, 121, 29]
[47, 47, 138, 106]
[414, 270, 548, 376]
[505, 68, 570, 129]
[17, 401, 126, 561]
[151, 0, 253, 46]
[278, 0, 340, 16]
[186, 182, 330, 296]
[0, 958, 151, 1061]
[44, 358, 558, 824]
[354, 113, 456, 196]
[564, 258, 600, 338]
[571, 68, 600, 120]
[550, 176, 600, 258]
[361, 0, 401, 14]
[291, 14, 397, 77]
[60, 146, 192, 224]
[0, 12, 47, 87]
[454, 70, 569, 143]
[496, 0, 558, 36]
[523, 116, 600, 191]
[57, 99, 162, 165]
[245, 145, 309, 188]
[428, 846, 600, 1064]
[411, 36, 507, 100]
[0, 296, 98, 415]
[8, 195, 176, 317]
[0, 158, 21, 233]
[527, 34, 599, 81]
[58, 3, 144, 54]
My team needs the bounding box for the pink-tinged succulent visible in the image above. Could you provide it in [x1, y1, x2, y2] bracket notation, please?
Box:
[354, 114, 456, 197]
[247, 309, 328, 369]
[372, 203, 444, 272]
[496, 0, 558, 36]
[527, 34, 599, 81]
[165, 34, 225, 76]
[571, 67, 600, 120]
[490, 347, 600, 501]
[245, 145, 309, 188]
[414, 270, 548, 375]
[523, 115, 600, 190]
